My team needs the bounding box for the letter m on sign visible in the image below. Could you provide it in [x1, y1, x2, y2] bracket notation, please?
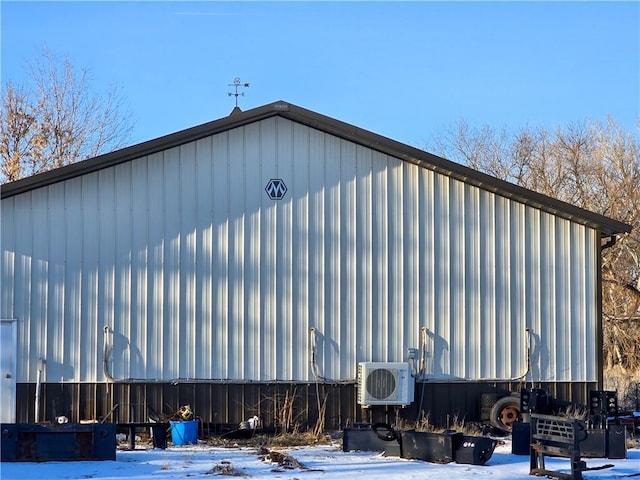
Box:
[265, 179, 287, 200]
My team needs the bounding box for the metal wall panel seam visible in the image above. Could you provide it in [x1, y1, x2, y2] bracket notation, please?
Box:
[179, 141, 198, 379]
[147, 151, 165, 381]
[308, 129, 326, 379]
[464, 183, 480, 379]
[243, 121, 260, 381]
[65, 176, 82, 382]
[115, 162, 133, 379]
[131, 157, 149, 380]
[403, 161, 419, 365]
[163, 147, 181, 380]
[290, 122, 304, 380]
[433, 174, 450, 377]
[260, 119, 277, 381]
[419, 168, 436, 378]
[292, 122, 310, 381]
[342, 140, 357, 370]
[388, 157, 403, 363]
[98, 168, 116, 380]
[228, 127, 246, 380]
[195, 136, 214, 380]
[511, 202, 527, 377]
[212, 132, 229, 380]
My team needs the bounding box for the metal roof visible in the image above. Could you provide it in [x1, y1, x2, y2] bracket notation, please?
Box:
[1, 100, 631, 236]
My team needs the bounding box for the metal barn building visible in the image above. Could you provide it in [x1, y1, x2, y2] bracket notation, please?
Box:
[0, 101, 631, 429]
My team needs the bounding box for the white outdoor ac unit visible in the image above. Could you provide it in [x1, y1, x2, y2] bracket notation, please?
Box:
[357, 362, 415, 407]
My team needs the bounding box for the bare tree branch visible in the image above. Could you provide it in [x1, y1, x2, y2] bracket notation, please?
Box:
[427, 117, 640, 371]
[0, 48, 134, 183]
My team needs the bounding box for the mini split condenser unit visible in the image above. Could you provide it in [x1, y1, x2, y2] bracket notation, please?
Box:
[357, 362, 415, 407]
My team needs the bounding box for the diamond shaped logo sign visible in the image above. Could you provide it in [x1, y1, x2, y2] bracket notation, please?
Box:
[265, 179, 287, 200]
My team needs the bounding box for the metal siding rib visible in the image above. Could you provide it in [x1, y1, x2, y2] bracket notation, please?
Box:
[449, 178, 465, 377]
[195, 137, 214, 379]
[131, 158, 149, 380]
[276, 124, 296, 379]
[525, 207, 540, 378]
[342, 141, 357, 368]
[388, 157, 403, 362]
[81, 175, 99, 382]
[260, 119, 277, 381]
[243, 121, 261, 380]
[464, 183, 480, 379]
[356, 146, 373, 363]
[324, 135, 342, 378]
[13, 195, 32, 380]
[510, 201, 527, 377]
[64, 177, 83, 382]
[371, 150, 389, 363]
[585, 228, 597, 381]
[555, 217, 570, 381]
[228, 127, 245, 380]
[487, 197, 510, 378]
[479, 190, 495, 378]
[541, 212, 557, 381]
[46, 183, 65, 381]
[147, 151, 165, 380]
[114, 162, 132, 378]
[292, 122, 310, 380]
[420, 168, 436, 376]
[571, 223, 585, 380]
[433, 174, 450, 376]
[403, 161, 419, 364]
[212, 133, 230, 379]
[1, 197, 16, 376]
[31, 189, 49, 382]
[98, 169, 116, 378]
[179, 142, 198, 379]
[308, 129, 327, 378]
[276, 119, 295, 380]
[163, 148, 181, 379]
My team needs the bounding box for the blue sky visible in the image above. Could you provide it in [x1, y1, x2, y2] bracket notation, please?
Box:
[1, 1, 639, 149]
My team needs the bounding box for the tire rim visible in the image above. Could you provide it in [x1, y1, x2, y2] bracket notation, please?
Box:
[497, 405, 520, 430]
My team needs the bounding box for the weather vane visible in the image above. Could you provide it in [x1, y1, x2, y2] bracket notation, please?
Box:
[228, 77, 250, 108]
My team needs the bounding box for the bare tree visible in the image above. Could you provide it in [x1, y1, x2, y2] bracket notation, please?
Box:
[0, 49, 133, 183]
[429, 117, 640, 372]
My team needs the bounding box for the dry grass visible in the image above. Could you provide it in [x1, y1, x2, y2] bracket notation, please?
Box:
[411, 412, 482, 435]
[206, 460, 247, 476]
[561, 404, 590, 420]
[206, 430, 332, 448]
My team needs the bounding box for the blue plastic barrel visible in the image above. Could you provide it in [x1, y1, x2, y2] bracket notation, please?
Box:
[169, 419, 199, 445]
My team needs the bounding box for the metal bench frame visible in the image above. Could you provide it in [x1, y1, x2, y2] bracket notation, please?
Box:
[529, 414, 587, 480]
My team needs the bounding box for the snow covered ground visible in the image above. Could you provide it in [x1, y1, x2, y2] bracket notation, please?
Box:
[0, 439, 638, 480]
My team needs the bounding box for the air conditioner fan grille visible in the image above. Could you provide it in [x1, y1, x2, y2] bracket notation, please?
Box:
[366, 368, 396, 400]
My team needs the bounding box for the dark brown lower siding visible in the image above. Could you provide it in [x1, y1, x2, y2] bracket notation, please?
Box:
[15, 381, 598, 431]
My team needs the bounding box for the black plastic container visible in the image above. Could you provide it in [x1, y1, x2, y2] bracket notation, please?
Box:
[511, 421, 531, 455]
[1, 423, 116, 462]
[399, 430, 462, 464]
[342, 423, 401, 457]
[454, 435, 498, 465]
[606, 425, 627, 459]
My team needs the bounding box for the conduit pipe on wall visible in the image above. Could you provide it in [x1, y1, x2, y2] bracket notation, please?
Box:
[418, 327, 533, 383]
[102, 326, 115, 382]
[34, 358, 45, 423]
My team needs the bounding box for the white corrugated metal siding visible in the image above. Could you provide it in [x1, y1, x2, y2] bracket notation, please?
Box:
[1, 116, 599, 383]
